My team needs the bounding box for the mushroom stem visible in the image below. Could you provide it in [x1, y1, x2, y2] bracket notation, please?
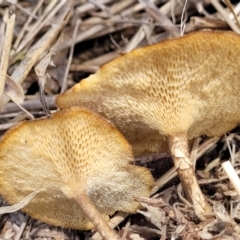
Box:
[73, 192, 121, 240]
[168, 133, 212, 218]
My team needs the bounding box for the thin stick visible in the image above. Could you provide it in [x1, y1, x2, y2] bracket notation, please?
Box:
[0, 10, 15, 109]
[191, 137, 201, 170]
[15, 0, 63, 54]
[0, 191, 38, 215]
[139, 0, 179, 37]
[60, 19, 81, 93]
[225, 134, 235, 163]
[121, 16, 154, 53]
[151, 167, 177, 195]
[224, 0, 240, 29]
[4, 92, 34, 120]
[222, 161, 240, 198]
[91, 211, 128, 240]
[210, 0, 240, 34]
[180, 0, 188, 36]
[121, 220, 131, 240]
[0, 122, 18, 130]
[14, 216, 29, 240]
[196, 137, 220, 159]
[13, 0, 44, 51]
[1, 2, 73, 109]
[74, 193, 121, 240]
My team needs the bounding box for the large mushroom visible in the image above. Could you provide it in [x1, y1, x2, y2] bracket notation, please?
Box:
[56, 30, 240, 217]
[0, 107, 153, 240]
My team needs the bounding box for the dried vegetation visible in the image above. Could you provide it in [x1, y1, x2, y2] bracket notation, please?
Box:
[1, 0, 240, 239]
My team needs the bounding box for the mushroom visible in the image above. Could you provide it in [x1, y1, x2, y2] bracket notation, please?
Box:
[0, 107, 153, 240]
[56, 30, 240, 218]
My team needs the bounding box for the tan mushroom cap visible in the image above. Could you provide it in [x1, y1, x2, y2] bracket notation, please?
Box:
[56, 31, 240, 156]
[0, 107, 153, 230]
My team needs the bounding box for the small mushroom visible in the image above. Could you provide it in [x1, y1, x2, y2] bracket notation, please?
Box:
[56, 31, 240, 217]
[0, 107, 153, 240]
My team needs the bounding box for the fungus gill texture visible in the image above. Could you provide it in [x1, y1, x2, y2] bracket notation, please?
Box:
[56, 31, 240, 156]
[0, 107, 153, 230]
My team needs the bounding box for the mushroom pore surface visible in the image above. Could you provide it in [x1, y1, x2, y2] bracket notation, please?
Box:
[56, 31, 240, 156]
[0, 107, 153, 230]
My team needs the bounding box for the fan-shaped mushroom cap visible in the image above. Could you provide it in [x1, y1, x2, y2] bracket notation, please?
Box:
[0, 107, 153, 230]
[56, 31, 240, 156]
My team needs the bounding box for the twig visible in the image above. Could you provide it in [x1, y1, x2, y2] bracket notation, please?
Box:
[58, 0, 172, 51]
[13, 0, 44, 51]
[0, 122, 18, 130]
[70, 51, 119, 72]
[76, 0, 113, 15]
[14, 0, 64, 54]
[222, 161, 240, 198]
[35, 52, 56, 116]
[191, 137, 201, 170]
[2, 96, 56, 113]
[14, 3, 38, 20]
[0, 191, 38, 215]
[180, 0, 188, 36]
[210, 0, 240, 34]
[57, 24, 105, 52]
[224, 0, 240, 29]
[138, 0, 179, 37]
[91, 212, 128, 240]
[152, 166, 177, 195]
[121, 16, 154, 53]
[4, 91, 34, 120]
[122, 220, 131, 240]
[60, 19, 81, 93]
[14, 216, 29, 240]
[1, 1, 73, 109]
[225, 134, 235, 163]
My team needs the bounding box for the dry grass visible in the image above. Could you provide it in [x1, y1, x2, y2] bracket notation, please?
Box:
[1, 0, 240, 239]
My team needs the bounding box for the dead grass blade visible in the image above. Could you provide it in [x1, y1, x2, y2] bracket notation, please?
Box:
[0, 191, 38, 215]
[1, 0, 73, 109]
[0, 9, 15, 110]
